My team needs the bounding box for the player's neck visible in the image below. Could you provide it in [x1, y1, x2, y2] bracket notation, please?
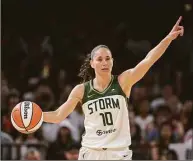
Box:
[94, 74, 112, 90]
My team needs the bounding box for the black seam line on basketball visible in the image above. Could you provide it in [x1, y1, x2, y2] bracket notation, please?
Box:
[12, 111, 25, 128]
[26, 102, 34, 129]
[83, 153, 86, 159]
[28, 109, 42, 130]
[20, 102, 29, 132]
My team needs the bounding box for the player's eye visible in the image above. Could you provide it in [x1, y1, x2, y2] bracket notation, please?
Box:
[97, 58, 103, 62]
[106, 57, 110, 61]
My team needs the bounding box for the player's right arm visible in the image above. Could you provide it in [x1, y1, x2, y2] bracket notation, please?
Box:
[43, 84, 84, 123]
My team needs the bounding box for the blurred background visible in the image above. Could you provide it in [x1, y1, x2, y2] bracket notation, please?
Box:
[1, 0, 193, 160]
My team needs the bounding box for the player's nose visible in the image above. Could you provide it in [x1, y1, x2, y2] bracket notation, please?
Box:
[102, 60, 108, 65]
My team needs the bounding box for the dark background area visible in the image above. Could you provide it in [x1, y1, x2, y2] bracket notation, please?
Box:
[1, 0, 193, 160]
[2, 0, 193, 95]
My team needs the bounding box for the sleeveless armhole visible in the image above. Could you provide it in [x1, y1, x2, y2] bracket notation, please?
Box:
[82, 81, 90, 104]
[114, 75, 130, 111]
[114, 75, 127, 98]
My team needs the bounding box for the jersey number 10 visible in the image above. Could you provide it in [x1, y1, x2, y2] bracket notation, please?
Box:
[99, 112, 113, 126]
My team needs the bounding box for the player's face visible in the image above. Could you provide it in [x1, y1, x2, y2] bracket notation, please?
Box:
[90, 48, 113, 75]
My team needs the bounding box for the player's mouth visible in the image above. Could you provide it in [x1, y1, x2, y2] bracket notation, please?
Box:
[101, 68, 109, 71]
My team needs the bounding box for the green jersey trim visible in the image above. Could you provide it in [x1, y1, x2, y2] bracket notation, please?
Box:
[89, 75, 114, 94]
[82, 75, 128, 104]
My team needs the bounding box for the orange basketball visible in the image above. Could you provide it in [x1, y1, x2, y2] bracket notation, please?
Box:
[11, 101, 43, 134]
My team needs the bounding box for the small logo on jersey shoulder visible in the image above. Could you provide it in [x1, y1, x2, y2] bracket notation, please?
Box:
[88, 94, 95, 98]
[96, 129, 116, 136]
[111, 88, 116, 94]
[110, 88, 117, 93]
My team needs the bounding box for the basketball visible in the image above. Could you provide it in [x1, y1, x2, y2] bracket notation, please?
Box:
[11, 101, 43, 134]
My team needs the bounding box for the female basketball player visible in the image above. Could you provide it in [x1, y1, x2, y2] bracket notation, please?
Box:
[43, 17, 184, 160]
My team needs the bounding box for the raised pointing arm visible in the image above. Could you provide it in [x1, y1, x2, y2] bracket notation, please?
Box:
[119, 16, 184, 88]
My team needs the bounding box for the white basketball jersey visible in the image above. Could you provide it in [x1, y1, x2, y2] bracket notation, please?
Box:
[81, 75, 131, 148]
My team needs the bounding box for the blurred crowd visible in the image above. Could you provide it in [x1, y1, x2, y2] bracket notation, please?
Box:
[1, 1, 193, 160]
[1, 34, 193, 160]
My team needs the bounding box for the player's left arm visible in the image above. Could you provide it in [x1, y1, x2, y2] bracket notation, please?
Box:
[119, 16, 184, 92]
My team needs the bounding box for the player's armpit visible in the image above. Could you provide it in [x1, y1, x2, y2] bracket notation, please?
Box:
[118, 57, 153, 95]
[126, 57, 153, 85]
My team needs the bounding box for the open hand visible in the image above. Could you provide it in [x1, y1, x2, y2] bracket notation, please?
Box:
[167, 16, 184, 41]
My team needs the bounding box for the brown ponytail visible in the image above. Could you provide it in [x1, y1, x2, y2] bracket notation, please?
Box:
[78, 53, 94, 83]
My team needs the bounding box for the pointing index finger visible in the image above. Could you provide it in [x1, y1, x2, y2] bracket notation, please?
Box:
[175, 16, 182, 27]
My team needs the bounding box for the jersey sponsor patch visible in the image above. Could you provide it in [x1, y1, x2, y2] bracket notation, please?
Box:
[96, 128, 116, 136]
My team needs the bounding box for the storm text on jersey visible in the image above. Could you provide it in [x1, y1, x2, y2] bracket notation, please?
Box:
[88, 97, 120, 115]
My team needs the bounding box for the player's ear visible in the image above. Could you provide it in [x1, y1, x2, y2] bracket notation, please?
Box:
[90, 60, 94, 69]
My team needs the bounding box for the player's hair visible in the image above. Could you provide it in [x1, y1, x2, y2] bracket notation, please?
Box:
[78, 45, 110, 83]
[78, 53, 94, 83]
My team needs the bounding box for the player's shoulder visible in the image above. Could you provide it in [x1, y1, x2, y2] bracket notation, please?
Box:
[73, 83, 85, 92]
[82, 80, 90, 86]
[70, 83, 85, 101]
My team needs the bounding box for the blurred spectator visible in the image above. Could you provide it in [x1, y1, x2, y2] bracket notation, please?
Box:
[129, 111, 142, 148]
[68, 103, 84, 142]
[46, 125, 80, 160]
[34, 83, 55, 111]
[1, 131, 16, 160]
[15, 130, 45, 160]
[183, 128, 193, 143]
[135, 99, 154, 138]
[1, 2, 193, 160]
[145, 122, 159, 144]
[42, 119, 79, 143]
[22, 148, 41, 160]
[166, 95, 182, 116]
[159, 150, 178, 160]
[22, 77, 39, 102]
[2, 89, 20, 138]
[150, 84, 174, 111]
[153, 105, 172, 128]
[180, 100, 193, 132]
[171, 119, 184, 142]
[131, 86, 148, 112]
[150, 122, 178, 160]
